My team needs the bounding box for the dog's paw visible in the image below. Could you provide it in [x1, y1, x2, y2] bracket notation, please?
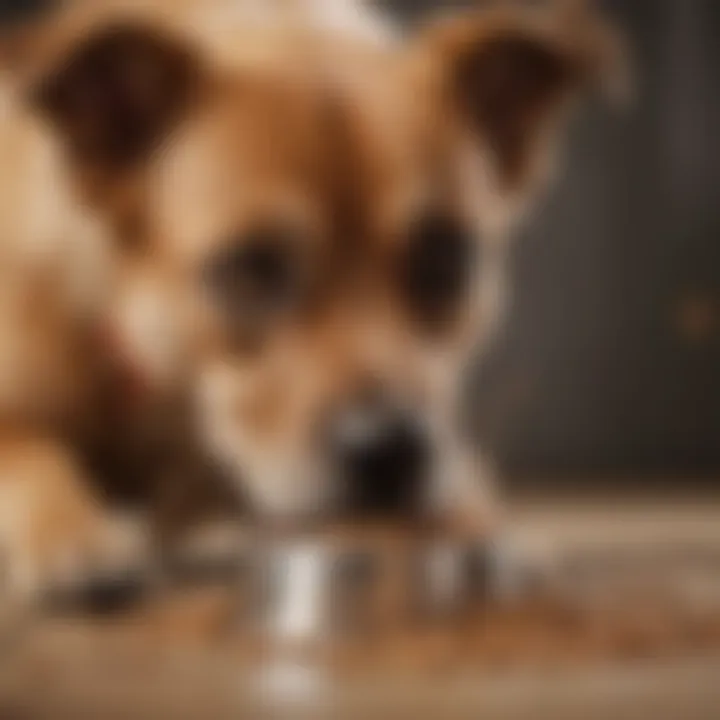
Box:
[0, 438, 149, 608]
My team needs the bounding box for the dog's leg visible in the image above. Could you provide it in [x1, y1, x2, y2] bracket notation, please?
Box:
[436, 438, 536, 602]
[0, 435, 148, 606]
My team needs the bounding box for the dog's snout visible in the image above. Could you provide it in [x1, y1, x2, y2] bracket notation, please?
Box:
[331, 407, 430, 516]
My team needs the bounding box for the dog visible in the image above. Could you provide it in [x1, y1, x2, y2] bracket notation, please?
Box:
[0, 0, 623, 603]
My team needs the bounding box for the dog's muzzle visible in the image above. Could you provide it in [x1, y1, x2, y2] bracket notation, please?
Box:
[329, 404, 431, 517]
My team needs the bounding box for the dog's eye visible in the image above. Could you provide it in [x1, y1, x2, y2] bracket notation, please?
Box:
[401, 211, 476, 330]
[203, 227, 304, 325]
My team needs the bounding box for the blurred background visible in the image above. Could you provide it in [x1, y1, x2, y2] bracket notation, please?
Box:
[1, 0, 718, 485]
[383, 0, 720, 484]
[1, 3, 719, 716]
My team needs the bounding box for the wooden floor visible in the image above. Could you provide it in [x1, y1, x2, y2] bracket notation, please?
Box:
[2, 495, 720, 719]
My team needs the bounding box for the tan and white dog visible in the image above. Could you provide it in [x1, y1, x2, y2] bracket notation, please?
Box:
[0, 0, 623, 602]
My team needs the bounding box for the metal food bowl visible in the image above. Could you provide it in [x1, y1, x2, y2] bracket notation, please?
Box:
[241, 524, 514, 646]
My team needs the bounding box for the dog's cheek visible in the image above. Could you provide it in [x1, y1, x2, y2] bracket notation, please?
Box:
[109, 272, 188, 392]
[195, 359, 334, 518]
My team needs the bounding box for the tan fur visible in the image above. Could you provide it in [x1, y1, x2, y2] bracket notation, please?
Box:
[0, 0, 622, 596]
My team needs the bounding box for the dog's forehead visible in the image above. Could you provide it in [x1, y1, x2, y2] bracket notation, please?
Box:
[148, 50, 455, 264]
[149, 71, 328, 260]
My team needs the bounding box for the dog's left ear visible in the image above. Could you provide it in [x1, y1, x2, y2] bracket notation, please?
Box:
[419, 1, 627, 192]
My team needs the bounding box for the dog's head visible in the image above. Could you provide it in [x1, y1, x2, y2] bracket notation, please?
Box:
[28, 1, 622, 520]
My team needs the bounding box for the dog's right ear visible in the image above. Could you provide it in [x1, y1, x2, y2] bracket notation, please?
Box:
[415, 1, 628, 195]
[31, 22, 201, 171]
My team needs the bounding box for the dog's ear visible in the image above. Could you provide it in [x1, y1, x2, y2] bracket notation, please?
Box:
[420, 1, 627, 192]
[32, 22, 201, 171]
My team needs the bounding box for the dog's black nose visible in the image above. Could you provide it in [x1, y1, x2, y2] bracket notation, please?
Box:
[333, 412, 430, 516]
